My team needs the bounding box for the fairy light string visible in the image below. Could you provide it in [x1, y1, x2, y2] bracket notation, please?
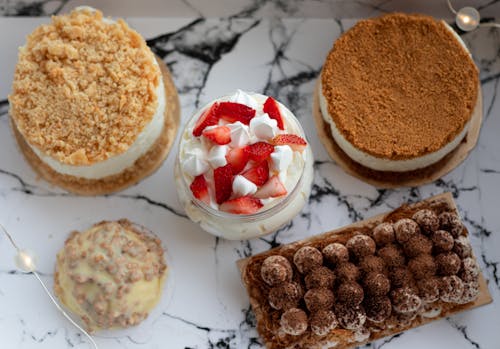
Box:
[0, 224, 98, 349]
[447, 0, 500, 31]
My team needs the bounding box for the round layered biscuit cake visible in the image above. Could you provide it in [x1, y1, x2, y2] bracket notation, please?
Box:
[315, 13, 480, 186]
[9, 7, 180, 195]
[54, 220, 167, 332]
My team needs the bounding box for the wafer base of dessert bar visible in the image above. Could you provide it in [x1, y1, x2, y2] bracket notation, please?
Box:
[11, 55, 180, 196]
[312, 80, 483, 189]
[237, 192, 492, 349]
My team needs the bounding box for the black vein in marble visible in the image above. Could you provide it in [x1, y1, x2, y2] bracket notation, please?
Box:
[310, 160, 364, 221]
[366, 333, 402, 349]
[146, 18, 260, 108]
[478, 0, 500, 11]
[0, 0, 68, 16]
[448, 318, 481, 349]
[111, 193, 188, 219]
[0, 98, 8, 117]
[162, 312, 237, 349]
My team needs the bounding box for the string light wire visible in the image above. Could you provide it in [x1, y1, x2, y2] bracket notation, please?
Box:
[447, 0, 500, 31]
[0, 224, 98, 349]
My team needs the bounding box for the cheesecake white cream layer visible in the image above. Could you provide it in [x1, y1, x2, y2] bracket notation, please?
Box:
[27, 14, 166, 180]
[319, 21, 473, 172]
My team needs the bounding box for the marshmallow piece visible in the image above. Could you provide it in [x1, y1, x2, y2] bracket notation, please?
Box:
[271, 145, 293, 173]
[228, 122, 250, 148]
[232, 175, 258, 197]
[250, 113, 278, 141]
[182, 148, 209, 177]
[229, 89, 259, 110]
[207, 145, 228, 168]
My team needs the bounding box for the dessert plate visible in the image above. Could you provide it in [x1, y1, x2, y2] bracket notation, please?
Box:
[312, 80, 483, 188]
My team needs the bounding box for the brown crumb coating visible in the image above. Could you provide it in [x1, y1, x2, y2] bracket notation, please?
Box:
[9, 8, 160, 165]
[321, 13, 478, 160]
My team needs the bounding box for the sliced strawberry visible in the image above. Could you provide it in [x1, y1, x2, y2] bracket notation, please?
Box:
[271, 134, 307, 152]
[202, 125, 231, 145]
[244, 142, 274, 162]
[220, 196, 263, 214]
[214, 164, 234, 204]
[242, 161, 269, 186]
[189, 175, 210, 204]
[226, 146, 250, 174]
[263, 97, 284, 130]
[255, 175, 287, 199]
[193, 102, 220, 137]
[218, 102, 256, 125]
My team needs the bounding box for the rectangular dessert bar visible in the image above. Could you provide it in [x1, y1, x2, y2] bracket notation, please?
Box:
[237, 192, 492, 349]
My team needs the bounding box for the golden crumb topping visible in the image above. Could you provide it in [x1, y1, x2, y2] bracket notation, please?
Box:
[9, 9, 160, 165]
[321, 13, 479, 160]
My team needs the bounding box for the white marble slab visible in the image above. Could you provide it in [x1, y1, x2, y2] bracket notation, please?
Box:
[0, 9, 499, 349]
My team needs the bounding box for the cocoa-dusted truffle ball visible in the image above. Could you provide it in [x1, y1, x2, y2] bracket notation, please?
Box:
[417, 277, 440, 303]
[390, 310, 419, 328]
[305, 266, 335, 289]
[389, 267, 414, 289]
[391, 287, 422, 314]
[372, 223, 395, 246]
[268, 282, 302, 310]
[364, 296, 392, 323]
[394, 218, 420, 244]
[261, 255, 293, 286]
[440, 275, 464, 303]
[337, 282, 364, 306]
[412, 209, 439, 234]
[458, 280, 479, 304]
[408, 255, 436, 280]
[310, 310, 338, 336]
[280, 308, 308, 336]
[293, 246, 323, 274]
[377, 244, 406, 269]
[304, 288, 335, 312]
[336, 262, 360, 282]
[336, 304, 366, 330]
[346, 234, 376, 259]
[322, 242, 349, 266]
[359, 255, 386, 277]
[453, 236, 472, 259]
[460, 257, 480, 282]
[431, 230, 454, 252]
[438, 212, 464, 238]
[436, 252, 461, 276]
[364, 273, 390, 296]
[403, 234, 433, 258]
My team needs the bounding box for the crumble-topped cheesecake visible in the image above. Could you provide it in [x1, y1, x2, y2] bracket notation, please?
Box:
[239, 193, 491, 349]
[9, 7, 180, 195]
[54, 220, 167, 332]
[317, 13, 479, 182]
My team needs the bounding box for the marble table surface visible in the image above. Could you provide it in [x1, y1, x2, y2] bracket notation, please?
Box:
[0, 3, 499, 349]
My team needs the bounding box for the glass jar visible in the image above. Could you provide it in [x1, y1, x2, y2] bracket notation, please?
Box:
[174, 92, 314, 240]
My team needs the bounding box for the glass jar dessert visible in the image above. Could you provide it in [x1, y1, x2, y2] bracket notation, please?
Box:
[175, 90, 314, 240]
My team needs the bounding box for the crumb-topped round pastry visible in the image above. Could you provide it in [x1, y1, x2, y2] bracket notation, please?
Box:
[54, 220, 167, 332]
[317, 13, 480, 184]
[9, 7, 180, 195]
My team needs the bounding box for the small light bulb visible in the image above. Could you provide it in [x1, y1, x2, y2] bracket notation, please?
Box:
[15, 249, 37, 272]
[456, 7, 480, 31]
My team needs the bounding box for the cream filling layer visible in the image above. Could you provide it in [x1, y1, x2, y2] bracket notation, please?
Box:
[319, 22, 473, 172]
[28, 53, 166, 180]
